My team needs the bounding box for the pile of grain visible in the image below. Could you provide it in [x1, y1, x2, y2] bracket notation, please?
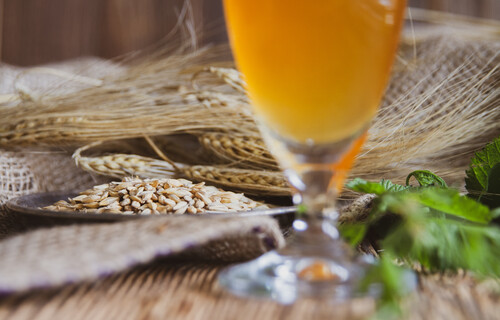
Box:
[44, 177, 268, 215]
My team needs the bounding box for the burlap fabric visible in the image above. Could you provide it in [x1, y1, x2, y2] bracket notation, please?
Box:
[0, 215, 284, 293]
[0, 23, 498, 295]
[0, 57, 121, 205]
[377, 26, 500, 164]
[383, 27, 500, 112]
[0, 151, 106, 205]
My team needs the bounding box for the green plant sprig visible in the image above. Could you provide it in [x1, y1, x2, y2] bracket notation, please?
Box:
[340, 137, 500, 316]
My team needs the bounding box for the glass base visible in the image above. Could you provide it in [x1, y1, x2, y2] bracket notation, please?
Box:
[218, 251, 384, 304]
[219, 219, 417, 304]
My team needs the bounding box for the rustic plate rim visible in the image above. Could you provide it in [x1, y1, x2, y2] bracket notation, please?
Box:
[5, 191, 296, 222]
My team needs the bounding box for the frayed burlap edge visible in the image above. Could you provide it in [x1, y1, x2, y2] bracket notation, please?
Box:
[0, 214, 284, 293]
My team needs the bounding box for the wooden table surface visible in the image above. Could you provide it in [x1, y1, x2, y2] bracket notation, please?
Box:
[0, 260, 498, 320]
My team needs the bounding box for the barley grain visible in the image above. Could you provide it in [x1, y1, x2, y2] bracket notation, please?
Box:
[43, 177, 268, 215]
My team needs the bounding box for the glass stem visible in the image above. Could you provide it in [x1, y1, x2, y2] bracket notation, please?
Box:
[280, 165, 357, 264]
[289, 166, 338, 218]
[286, 166, 343, 247]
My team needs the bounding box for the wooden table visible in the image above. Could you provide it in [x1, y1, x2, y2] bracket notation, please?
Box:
[0, 260, 498, 320]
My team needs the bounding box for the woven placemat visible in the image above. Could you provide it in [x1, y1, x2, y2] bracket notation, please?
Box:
[0, 261, 499, 320]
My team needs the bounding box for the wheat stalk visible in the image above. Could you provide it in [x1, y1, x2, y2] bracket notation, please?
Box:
[199, 132, 278, 170]
[74, 142, 289, 196]
[1, 20, 498, 195]
[181, 165, 288, 195]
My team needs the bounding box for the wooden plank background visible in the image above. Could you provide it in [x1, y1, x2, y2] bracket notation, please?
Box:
[410, 0, 500, 18]
[0, 0, 499, 66]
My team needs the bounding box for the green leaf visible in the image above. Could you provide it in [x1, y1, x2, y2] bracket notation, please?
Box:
[355, 190, 500, 276]
[379, 179, 411, 192]
[394, 217, 500, 276]
[344, 187, 500, 270]
[360, 255, 411, 319]
[491, 207, 500, 219]
[338, 223, 367, 246]
[406, 170, 447, 187]
[343, 164, 500, 315]
[482, 163, 500, 208]
[346, 178, 389, 195]
[347, 177, 493, 224]
[346, 178, 409, 195]
[465, 137, 500, 206]
[488, 163, 500, 194]
[414, 188, 492, 224]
